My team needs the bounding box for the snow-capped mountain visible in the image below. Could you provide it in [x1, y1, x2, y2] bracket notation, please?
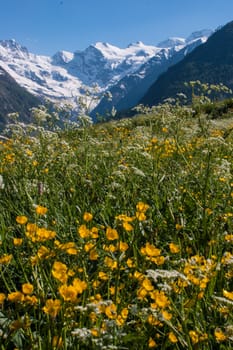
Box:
[0, 29, 213, 116]
[92, 30, 213, 117]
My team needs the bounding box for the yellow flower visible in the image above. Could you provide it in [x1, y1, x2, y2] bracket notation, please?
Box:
[214, 328, 227, 342]
[106, 227, 119, 241]
[72, 278, 87, 294]
[24, 295, 38, 305]
[105, 303, 117, 319]
[136, 202, 149, 213]
[122, 221, 134, 231]
[84, 242, 95, 252]
[59, 284, 78, 302]
[126, 258, 135, 268]
[0, 254, 12, 264]
[119, 241, 129, 252]
[78, 224, 90, 238]
[104, 256, 118, 269]
[91, 226, 99, 238]
[89, 248, 99, 260]
[8, 291, 25, 303]
[35, 205, 48, 215]
[169, 242, 180, 254]
[161, 310, 172, 320]
[98, 271, 108, 280]
[142, 278, 154, 292]
[223, 289, 233, 300]
[13, 238, 23, 246]
[148, 337, 157, 348]
[136, 212, 146, 221]
[60, 242, 78, 255]
[189, 330, 199, 344]
[175, 223, 183, 230]
[83, 212, 93, 222]
[43, 299, 61, 318]
[168, 332, 178, 343]
[16, 215, 28, 225]
[52, 261, 68, 283]
[91, 328, 99, 337]
[0, 293, 6, 305]
[141, 242, 161, 257]
[22, 283, 34, 295]
[150, 290, 170, 308]
[37, 245, 53, 259]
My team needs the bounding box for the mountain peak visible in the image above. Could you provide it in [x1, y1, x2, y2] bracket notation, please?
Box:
[0, 39, 28, 52]
[186, 29, 213, 43]
[52, 50, 74, 65]
[157, 37, 186, 48]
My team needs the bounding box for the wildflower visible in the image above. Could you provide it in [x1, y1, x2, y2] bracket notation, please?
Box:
[78, 224, 90, 238]
[60, 242, 78, 255]
[148, 337, 157, 348]
[169, 242, 180, 254]
[59, 284, 78, 302]
[142, 278, 154, 292]
[141, 243, 161, 257]
[150, 290, 170, 308]
[0, 254, 12, 264]
[126, 258, 136, 268]
[35, 205, 48, 215]
[84, 242, 95, 252]
[91, 328, 99, 337]
[52, 261, 68, 284]
[123, 221, 134, 231]
[83, 212, 93, 222]
[105, 303, 117, 319]
[89, 248, 99, 260]
[136, 202, 149, 213]
[24, 295, 38, 305]
[215, 328, 227, 342]
[98, 271, 108, 280]
[223, 289, 233, 300]
[22, 283, 34, 295]
[8, 291, 25, 303]
[0, 293, 6, 305]
[175, 223, 183, 230]
[136, 211, 147, 221]
[168, 332, 178, 343]
[189, 330, 199, 344]
[119, 241, 129, 252]
[161, 310, 172, 320]
[72, 278, 87, 294]
[37, 245, 54, 259]
[91, 226, 99, 238]
[13, 238, 23, 246]
[104, 256, 118, 269]
[43, 299, 61, 318]
[116, 308, 128, 326]
[16, 215, 28, 225]
[106, 227, 119, 240]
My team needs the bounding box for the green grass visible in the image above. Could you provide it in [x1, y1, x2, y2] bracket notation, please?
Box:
[0, 102, 233, 349]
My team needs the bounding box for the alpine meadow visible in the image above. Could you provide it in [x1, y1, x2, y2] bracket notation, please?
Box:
[1, 17, 233, 350]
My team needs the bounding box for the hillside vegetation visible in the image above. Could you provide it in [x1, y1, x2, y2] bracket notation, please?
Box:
[141, 20, 233, 106]
[0, 99, 233, 349]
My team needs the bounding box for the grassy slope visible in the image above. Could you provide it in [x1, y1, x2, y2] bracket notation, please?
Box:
[0, 104, 233, 349]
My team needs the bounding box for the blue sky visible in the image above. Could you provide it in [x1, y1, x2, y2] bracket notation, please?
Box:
[1, 0, 233, 55]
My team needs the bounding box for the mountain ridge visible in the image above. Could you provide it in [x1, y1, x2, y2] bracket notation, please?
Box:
[140, 20, 233, 107]
[0, 29, 212, 112]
